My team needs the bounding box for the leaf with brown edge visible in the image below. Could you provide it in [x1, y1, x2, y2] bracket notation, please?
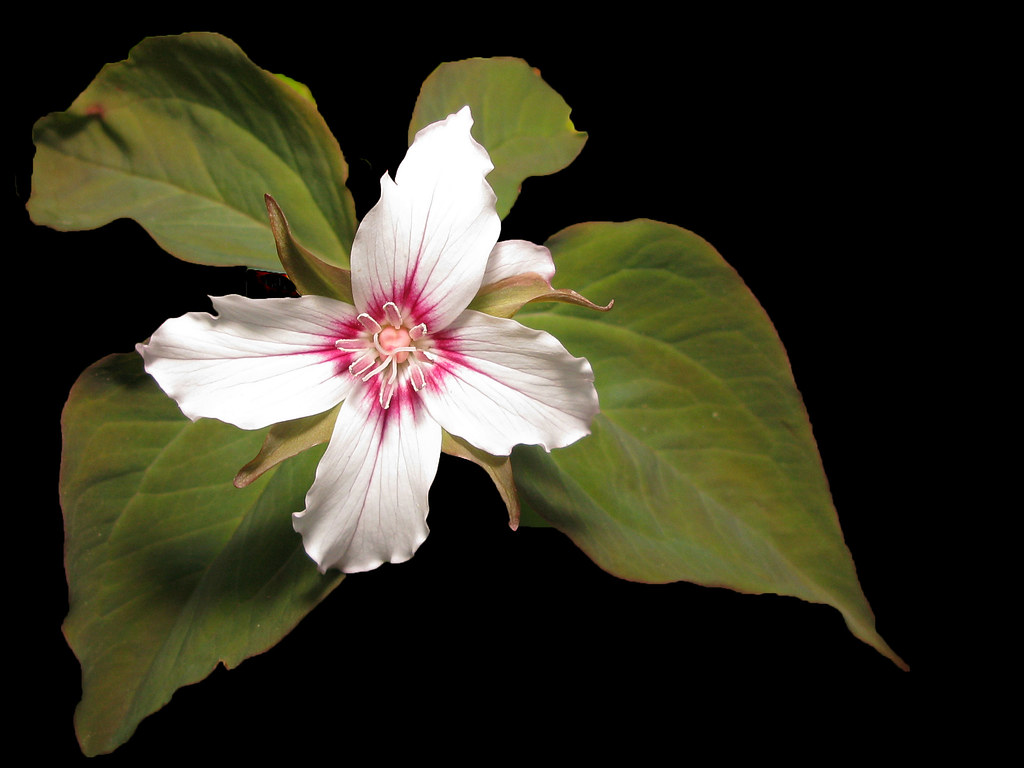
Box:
[61, 353, 342, 756]
[29, 33, 356, 270]
[514, 219, 907, 670]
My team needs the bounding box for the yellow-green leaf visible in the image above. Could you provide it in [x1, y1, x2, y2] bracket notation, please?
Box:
[409, 57, 586, 219]
[514, 220, 906, 670]
[29, 32, 356, 270]
[61, 353, 342, 755]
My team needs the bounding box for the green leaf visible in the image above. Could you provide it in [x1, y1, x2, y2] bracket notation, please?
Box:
[29, 32, 356, 270]
[409, 57, 587, 219]
[60, 353, 342, 755]
[274, 73, 317, 105]
[513, 220, 906, 669]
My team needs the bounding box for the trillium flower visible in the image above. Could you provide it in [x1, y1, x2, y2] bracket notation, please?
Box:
[138, 107, 601, 574]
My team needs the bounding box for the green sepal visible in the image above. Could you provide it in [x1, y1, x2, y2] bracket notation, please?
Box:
[235, 405, 340, 488]
[441, 431, 520, 530]
[265, 194, 353, 302]
[469, 273, 614, 319]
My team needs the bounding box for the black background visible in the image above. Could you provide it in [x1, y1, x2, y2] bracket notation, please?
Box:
[16, 10, 918, 762]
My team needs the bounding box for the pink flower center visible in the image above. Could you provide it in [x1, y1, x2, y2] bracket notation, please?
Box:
[335, 301, 434, 409]
[377, 326, 412, 363]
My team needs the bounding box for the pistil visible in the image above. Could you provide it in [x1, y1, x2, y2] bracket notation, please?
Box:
[377, 326, 412, 363]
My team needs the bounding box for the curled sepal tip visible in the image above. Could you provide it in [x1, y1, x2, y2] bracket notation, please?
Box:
[471, 239, 611, 318]
[470, 273, 613, 319]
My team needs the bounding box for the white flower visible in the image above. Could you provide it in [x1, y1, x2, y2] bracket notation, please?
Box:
[137, 107, 599, 573]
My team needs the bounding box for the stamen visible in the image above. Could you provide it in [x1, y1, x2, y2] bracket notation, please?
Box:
[383, 302, 403, 328]
[335, 337, 364, 350]
[357, 313, 382, 333]
[409, 357, 427, 391]
[379, 359, 399, 409]
[349, 353, 376, 377]
[341, 304, 435, 406]
[362, 356, 392, 382]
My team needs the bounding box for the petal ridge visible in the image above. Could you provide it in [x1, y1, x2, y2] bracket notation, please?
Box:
[293, 385, 442, 573]
[419, 310, 599, 455]
[137, 294, 359, 430]
[351, 107, 500, 331]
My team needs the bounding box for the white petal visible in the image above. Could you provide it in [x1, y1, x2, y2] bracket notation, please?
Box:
[419, 310, 599, 455]
[351, 107, 500, 332]
[137, 295, 359, 430]
[482, 240, 556, 285]
[293, 382, 441, 573]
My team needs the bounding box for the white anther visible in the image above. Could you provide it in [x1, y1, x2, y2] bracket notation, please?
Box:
[349, 353, 376, 377]
[357, 313, 382, 333]
[340, 304, 435, 406]
[382, 302, 403, 328]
